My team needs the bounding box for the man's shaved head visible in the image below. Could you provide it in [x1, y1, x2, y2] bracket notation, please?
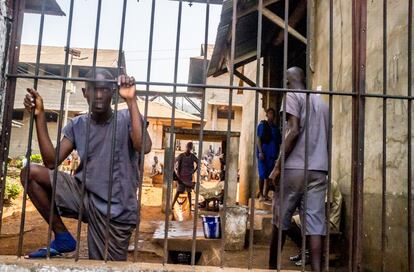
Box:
[286, 67, 305, 89]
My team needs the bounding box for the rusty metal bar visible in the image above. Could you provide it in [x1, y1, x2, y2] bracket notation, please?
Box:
[17, 0, 46, 258]
[103, 0, 128, 262]
[350, 0, 367, 270]
[325, 0, 334, 270]
[0, 0, 25, 236]
[407, 0, 413, 270]
[301, 94, 310, 272]
[301, 0, 312, 269]
[277, 0, 289, 271]
[46, 0, 75, 259]
[381, 0, 387, 270]
[19, 72, 414, 98]
[74, 0, 103, 261]
[190, 0, 210, 266]
[134, 0, 157, 263]
[248, 0, 263, 269]
[163, 0, 183, 264]
[220, 0, 237, 268]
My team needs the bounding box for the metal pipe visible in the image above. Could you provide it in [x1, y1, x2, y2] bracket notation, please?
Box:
[134, 0, 157, 263]
[324, 0, 334, 270]
[220, 0, 237, 267]
[74, 0, 103, 261]
[163, 0, 183, 264]
[17, 0, 46, 258]
[248, 0, 262, 269]
[381, 0, 388, 270]
[190, 0, 210, 266]
[46, 0, 75, 259]
[407, 0, 413, 270]
[103, 0, 128, 262]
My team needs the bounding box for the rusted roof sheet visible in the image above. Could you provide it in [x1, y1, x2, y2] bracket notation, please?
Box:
[24, 0, 66, 16]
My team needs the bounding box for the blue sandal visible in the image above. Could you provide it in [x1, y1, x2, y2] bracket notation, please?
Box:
[25, 247, 61, 259]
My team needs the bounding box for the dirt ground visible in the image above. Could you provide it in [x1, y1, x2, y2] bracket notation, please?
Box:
[0, 183, 346, 271]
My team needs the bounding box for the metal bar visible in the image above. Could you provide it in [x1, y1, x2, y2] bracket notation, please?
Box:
[301, 0, 312, 269]
[325, 0, 334, 270]
[134, 0, 156, 262]
[220, 0, 237, 267]
[5, 74, 360, 97]
[190, 0, 209, 266]
[350, 0, 367, 270]
[301, 94, 310, 272]
[248, 0, 262, 268]
[103, 0, 128, 262]
[74, 0, 103, 261]
[407, 0, 413, 270]
[381, 0, 387, 270]
[277, 0, 289, 270]
[17, 0, 46, 258]
[0, 0, 25, 236]
[46, 0, 75, 259]
[163, 0, 183, 264]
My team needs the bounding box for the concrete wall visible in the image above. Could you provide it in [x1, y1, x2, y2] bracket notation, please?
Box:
[312, 1, 413, 270]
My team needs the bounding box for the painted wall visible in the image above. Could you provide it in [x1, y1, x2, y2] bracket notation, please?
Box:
[312, 1, 413, 270]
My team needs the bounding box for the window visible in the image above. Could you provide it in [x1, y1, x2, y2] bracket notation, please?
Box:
[44, 65, 62, 76]
[12, 110, 24, 121]
[217, 106, 235, 120]
[45, 112, 58, 122]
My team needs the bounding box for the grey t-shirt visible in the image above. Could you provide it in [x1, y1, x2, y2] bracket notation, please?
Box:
[63, 109, 139, 225]
[281, 92, 329, 172]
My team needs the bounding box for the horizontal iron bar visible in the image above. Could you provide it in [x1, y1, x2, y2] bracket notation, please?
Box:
[7, 73, 414, 100]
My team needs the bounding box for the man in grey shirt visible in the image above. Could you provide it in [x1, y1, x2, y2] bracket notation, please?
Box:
[268, 67, 329, 271]
[21, 68, 152, 260]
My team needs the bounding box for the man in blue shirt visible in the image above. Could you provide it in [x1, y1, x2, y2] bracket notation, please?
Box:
[256, 108, 281, 202]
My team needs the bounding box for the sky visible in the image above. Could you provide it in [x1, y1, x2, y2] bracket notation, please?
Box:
[21, 0, 222, 92]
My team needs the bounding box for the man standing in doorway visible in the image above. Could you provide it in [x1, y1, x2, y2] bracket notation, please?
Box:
[268, 67, 329, 271]
[256, 108, 281, 202]
[172, 142, 198, 210]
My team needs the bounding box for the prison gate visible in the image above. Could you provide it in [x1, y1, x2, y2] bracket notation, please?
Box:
[0, 0, 413, 271]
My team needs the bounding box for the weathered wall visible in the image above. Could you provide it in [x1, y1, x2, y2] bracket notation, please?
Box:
[312, 0, 413, 270]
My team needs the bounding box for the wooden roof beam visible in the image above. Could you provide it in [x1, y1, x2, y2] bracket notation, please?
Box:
[262, 7, 307, 45]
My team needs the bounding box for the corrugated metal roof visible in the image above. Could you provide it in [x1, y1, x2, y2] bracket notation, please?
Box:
[24, 0, 66, 16]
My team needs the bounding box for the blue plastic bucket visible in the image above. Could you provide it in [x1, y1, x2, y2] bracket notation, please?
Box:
[201, 215, 221, 239]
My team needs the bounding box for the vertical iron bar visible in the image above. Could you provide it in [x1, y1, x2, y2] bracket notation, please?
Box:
[190, 0, 210, 266]
[381, 0, 388, 271]
[45, 0, 75, 259]
[407, 0, 413, 270]
[248, 0, 262, 269]
[301, 0, 312, 270]
[301, 94, 310, 272]
[350, 0, 367, 270]
[74, 0, 103, 261]
[277, 0, 289, 270]
[0, 0, 25, 236]
[103, 0, 128, 262]
[163, 0, 183, 264]
[17, 0, 46, 258]
[134, 0, 156, 262]
[220, 0, 237, 268]
[325, 0, 334, 270]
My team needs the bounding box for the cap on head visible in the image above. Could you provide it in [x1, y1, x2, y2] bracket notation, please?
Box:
[85, 68, 116, 90]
